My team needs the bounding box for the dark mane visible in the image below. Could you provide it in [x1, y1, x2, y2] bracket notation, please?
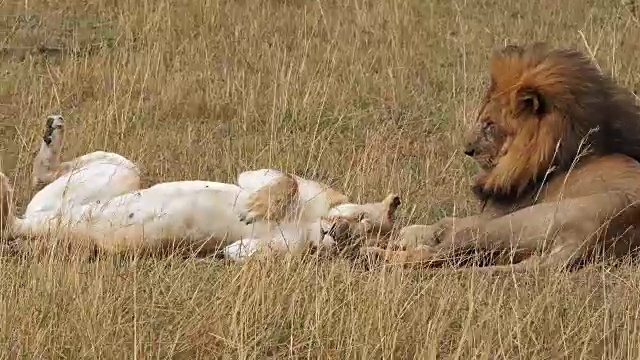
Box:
[474, 42, 640, 202]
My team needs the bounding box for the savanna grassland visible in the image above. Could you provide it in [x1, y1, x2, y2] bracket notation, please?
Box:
[2, 0, 640, 358]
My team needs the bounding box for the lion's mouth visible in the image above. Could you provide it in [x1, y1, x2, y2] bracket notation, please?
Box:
[472, 155, 496, 171]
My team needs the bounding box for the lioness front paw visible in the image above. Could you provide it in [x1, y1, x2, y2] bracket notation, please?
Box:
[238, 198, 285, 224]
[237, 192, 273, 224]
[239, 175, 298, 225]
[238, 208, 261, 225]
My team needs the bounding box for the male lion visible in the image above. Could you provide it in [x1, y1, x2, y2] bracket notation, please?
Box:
[362, 42, 640, 273]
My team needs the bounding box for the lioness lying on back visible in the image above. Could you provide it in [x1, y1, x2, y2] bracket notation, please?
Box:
[4, 115, 399, 259]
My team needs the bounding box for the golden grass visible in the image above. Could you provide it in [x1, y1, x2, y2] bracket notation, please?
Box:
[1, 0, 640, 357]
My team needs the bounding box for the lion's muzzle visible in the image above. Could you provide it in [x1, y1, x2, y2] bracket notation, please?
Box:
[463, 144, 476, 157]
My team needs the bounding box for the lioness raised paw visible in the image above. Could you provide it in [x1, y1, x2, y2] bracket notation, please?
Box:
[43, 115, 64, 146]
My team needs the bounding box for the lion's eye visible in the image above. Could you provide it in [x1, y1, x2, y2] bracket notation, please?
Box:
[482, 121, 495, 135]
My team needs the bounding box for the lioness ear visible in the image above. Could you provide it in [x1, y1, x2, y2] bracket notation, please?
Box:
[517, 88, 544, 116]
[383, 193, 401, 218]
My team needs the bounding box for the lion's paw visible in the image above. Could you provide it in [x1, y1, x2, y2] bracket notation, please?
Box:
[359, 246, 433, 266]
[395, 224, 442, 249]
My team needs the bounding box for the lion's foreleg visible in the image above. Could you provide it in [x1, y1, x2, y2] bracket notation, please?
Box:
[362, 214, 493, 266]
[435, 194, 626, 271]
[359, 245, 437, 267]
[446, 243, 592, 274]
[392, 214, 489, 250]
[437, 254, 543, 275]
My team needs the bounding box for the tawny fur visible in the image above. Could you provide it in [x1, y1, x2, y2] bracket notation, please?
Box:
[362, 43, 640, 273]
[244, 174, 300, 223]
[242, 173, 349, 224]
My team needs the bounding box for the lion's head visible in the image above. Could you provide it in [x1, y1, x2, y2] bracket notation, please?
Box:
[463, 42, 640, 201]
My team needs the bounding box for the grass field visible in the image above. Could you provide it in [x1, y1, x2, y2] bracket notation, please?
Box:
[2, 0, 640, 358]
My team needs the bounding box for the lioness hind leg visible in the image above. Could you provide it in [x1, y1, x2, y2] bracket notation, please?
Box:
[32, 115, 69, 188]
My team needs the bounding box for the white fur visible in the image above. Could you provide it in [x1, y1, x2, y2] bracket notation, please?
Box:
[10, 115, 385, 259]
[17, 166, 292, 255]
[25, 151, 140, 217]
[220, 199, 393, 262]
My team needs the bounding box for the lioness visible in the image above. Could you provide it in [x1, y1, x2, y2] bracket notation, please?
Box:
[362, 42, 640, 273]
[6, 115, 390, 259]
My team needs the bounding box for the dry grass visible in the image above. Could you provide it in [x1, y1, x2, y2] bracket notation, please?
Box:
[1, 0, 640, 357]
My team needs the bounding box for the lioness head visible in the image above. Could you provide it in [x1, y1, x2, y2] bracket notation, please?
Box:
[463, 42, 640, 200]
[319, 193, 401, 258]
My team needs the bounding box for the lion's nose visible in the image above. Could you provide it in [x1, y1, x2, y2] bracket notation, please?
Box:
[463, 146, 475, 157]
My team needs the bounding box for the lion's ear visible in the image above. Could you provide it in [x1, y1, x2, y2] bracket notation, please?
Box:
[496, 44, 524, 58]
[517, 88, 545, 116]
